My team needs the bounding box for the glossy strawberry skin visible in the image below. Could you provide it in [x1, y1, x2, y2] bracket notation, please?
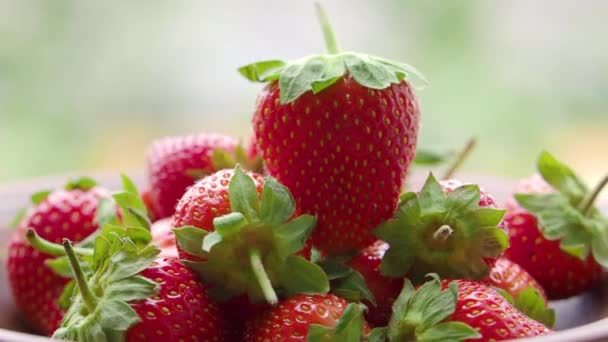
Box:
[485, 257, 547, 301]
[126, 257, 226, 341]
[444, 279, 552, 341]
[504, 210, 602, 299]
[150, 218, 178, 258]
[253, 77, 420, 254]
[348, 240, 403, 327]
[243, 294, 369, 342]
[6, 187, 109, 335]
[145, 133, 238, 220]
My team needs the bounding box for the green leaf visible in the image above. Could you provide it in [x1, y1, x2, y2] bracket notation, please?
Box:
[316, 259, 353, 280]
[229, 166, 261, 224]
[590, 220, 608, 267]
[307, 303, 366, 342]
[239, 60, 286, 82]
[202, 231, 223, 253]
[95, 197, 118, 227]
[105, 276, 158, 302]
[279, 55, 334, 104]
[46, 256, 74, 278]
[280, 255, 329, 296]
[98, 299, 141, 331]
[65, 177, 97, 191]
[417, 173, 446, 214]
[120, 174, 140, 198]
[173, 226, 208, 257]
[413, 149, 452, 166]
[372, 55, 430, 87]
[379, 245, 415, 278]
[31, 190, 51, 205]
[260, 177, 296, 225]
[126, 207, 151, 231]
[8, 208, 26, 229]
[367, 327, 388, 342]
[211, 149, 236, 170]
[307, 325, 333, 341]
[332, 270, 376, 305]
[344, 53, 398, 90]
[275, 214, 316, 255]
[537, 151, 587, 201]
[213, 212, 249, 238]
[513, 287, 555, 328]
[417, 322, 481, 342]
[58, 280, 76, 310]
[445, 184, 480, 213]
[387, 280, 415, 341]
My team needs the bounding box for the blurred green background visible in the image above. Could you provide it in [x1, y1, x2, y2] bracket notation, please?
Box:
[1, 0, 607, 185]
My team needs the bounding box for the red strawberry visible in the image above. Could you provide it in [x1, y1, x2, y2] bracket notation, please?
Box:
[240, 5, 423, 255]
[53, 235, 226, 341]
[375, 173, 508, 283]
[145, 133, 243, 220]
[486, 257, 546, 302]
[505, 151, 608, 299]
[374, 276, 552, 341]
[347, 240, 402, 327]
[150, 218, 178, 258]
[173, 167, 327, 307]
[485, 257, 555, 327]
[244, 294, 369, 342]
[5, 178, 109, 335]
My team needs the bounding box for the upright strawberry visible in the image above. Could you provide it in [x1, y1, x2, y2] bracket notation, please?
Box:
[505, 151, 608, 299]
[5, 178, 109, 335]
[244, 294, 369, 342]
[240, 5, 424, 254]
[369, 276, 552, 341]
[374, 173, 508, 283]
[53, 231, 226, 341]
[145, 133, 261, 220]
[173, 167, 328, 306]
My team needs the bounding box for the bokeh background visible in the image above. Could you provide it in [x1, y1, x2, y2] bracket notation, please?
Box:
[1, 0, 607, 185]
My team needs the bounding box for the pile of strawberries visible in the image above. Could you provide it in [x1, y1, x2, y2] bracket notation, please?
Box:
[5, 5, 608, 342]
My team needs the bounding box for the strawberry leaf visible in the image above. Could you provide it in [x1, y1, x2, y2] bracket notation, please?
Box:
[261, 177, 296, 225]
[513, 287, 555, 328]
[537, 151, 587, 203]
[386, 275, 479, 342]
[279, 255, 329, 296]
[307, 303, 367, 342]
[413, 149, 453, 166]
[331, 270, 376, 305]
[31, 190, 51, 205]
[240, 52, 426, 104]
[64, 177, 97, 191]
[229, 166, 261, 224]
[173, 226, 208, 257]
[376, 173, 506, 282]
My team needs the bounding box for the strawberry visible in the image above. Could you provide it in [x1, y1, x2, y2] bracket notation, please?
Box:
[5, 178, 109, 335]
[347, 240, 402, 327]
[244, 294, 369, 342]
[145, 133, 263, 220]
[485, 257, 554, 327]
[239, 5, 424, 255]
[52, 231, 226, 341]
[370, 275, 552, 341]
[173, 167, 328, 306]
[374, 173, 508, 283]
[505, 151, 608, 299]
[150, 218, 178, 258]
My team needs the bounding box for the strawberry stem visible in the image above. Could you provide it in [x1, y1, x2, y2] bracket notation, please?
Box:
[579, 174, 608, 216]
[26, 229, 93, 256]
[442, 137, 476, 180]
[63, 239, 98, 313]
[249, 248, 278, 305]
[315, 3, 340, 54]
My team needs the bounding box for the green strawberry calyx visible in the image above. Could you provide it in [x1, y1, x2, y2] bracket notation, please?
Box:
[52, 232, 160, 341]
[238, 4, 427, 104]
[315, 256, 376, 305]
[307, 302, 368, 342]
[174, 166, 328, 305]
[495, 287, 555, 328]
[515, 151, 608, 266]
[375, 173, 508, 283]
[367, 274, 480, 342]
